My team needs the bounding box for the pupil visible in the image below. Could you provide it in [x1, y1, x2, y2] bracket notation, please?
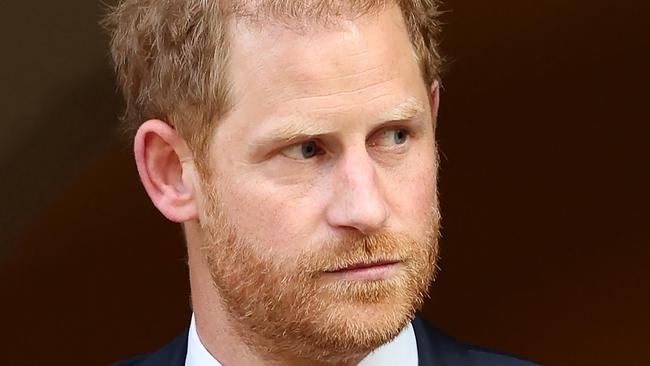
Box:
[302, 142, 317, 158]
[394, 129, 406, 144]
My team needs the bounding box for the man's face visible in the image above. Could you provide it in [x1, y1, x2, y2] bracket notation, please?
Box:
[197, 5, 440, 362]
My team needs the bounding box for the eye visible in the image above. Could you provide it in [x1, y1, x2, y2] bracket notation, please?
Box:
[372, 128, 410, 147]
[281, 140, 323, 160]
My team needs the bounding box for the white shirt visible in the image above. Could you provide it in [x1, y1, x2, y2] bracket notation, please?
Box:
[185, 314, 419, 366]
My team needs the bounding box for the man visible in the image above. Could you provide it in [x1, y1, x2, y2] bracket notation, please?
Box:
[105, 0, 540, 365]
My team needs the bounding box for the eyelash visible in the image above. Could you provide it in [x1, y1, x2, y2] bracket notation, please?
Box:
[281, 126, 414, 159]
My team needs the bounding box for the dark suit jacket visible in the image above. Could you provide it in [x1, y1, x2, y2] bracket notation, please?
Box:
[112, 315, 542, 366]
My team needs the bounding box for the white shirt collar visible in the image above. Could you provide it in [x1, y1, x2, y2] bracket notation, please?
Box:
[185, 314, 419, 366]
[185, 314, 222, 366]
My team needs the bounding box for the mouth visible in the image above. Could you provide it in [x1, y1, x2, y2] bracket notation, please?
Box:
[327, 260, 401, 272]
[323, 260, 402, 281]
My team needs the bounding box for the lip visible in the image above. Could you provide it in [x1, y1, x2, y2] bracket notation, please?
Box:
[324, 260, 402, 281]
[329, 260, 400, 272]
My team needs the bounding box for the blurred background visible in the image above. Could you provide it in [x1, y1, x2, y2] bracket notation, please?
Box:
[1, 0, 648, 365]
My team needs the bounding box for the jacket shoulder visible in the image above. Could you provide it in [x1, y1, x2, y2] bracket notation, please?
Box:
[466, 348, 542, 366]
[109, 328, 189, 366]
[412, 315, 543, 366]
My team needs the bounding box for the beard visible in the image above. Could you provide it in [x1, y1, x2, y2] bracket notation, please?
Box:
[199, 180, 440, 365]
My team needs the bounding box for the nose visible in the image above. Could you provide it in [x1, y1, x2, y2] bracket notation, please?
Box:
[325, 148, 389, 235]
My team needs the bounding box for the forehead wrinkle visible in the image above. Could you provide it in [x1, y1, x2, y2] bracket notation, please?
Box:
[285, 78, 393, 103]
[275, 35, 393, 81]
[290, 63, 386, 84]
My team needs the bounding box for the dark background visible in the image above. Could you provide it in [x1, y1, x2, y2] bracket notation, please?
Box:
[1, 1, 648, 365]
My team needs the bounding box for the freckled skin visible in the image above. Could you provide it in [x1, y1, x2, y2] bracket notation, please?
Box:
[207, 5, 438, 256]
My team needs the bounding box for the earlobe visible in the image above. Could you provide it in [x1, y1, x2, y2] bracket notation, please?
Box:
[134, 120, 199, 223]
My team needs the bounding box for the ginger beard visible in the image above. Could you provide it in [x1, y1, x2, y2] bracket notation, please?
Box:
[199, 178, 440, 363]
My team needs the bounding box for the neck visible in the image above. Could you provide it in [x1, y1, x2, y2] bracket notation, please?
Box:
[185, 221, 366, 366]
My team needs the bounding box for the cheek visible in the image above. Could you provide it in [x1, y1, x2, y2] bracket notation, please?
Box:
[217, 175, 324, 257]
[385, 149, 438, 225]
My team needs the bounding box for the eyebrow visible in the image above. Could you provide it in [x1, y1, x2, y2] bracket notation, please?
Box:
[250, 97, 427, 150]
[258, 118, 331, 144]
[378, 96, 426, 121]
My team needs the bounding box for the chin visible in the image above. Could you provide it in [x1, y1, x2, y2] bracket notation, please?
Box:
[304, 296, 416, 355]
[296, 310, 411, 365]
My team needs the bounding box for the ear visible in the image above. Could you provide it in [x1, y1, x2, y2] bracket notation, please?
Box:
[430, 79, 440, 124]
[134, 120, 199, 223]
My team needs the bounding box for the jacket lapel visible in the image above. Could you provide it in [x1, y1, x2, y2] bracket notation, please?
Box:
[412, 315, 476, 366]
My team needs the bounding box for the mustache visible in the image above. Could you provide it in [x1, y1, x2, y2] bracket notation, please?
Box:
[299, 231, 420, 273]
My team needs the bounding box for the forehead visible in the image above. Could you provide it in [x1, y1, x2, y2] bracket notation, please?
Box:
[223, 4, 427, 132]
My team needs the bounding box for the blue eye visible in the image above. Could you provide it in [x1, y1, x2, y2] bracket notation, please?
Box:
[393, 129, 408, 144]
[281, 140, 321, 160]
[301, 141, 318, 158]
[374, 128, 410, 147]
